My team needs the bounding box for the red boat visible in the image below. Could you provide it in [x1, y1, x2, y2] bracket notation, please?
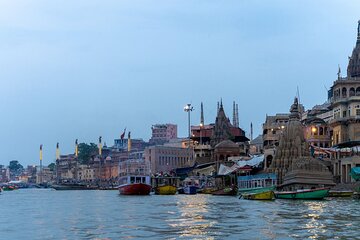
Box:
[119, 181, 152, 195]
[118, 160, 152, 195]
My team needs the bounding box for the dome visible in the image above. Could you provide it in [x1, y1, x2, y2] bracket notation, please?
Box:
[215, 140, 238, 149]
[105, 156, 112, 161]
[347, 20, 360, 78]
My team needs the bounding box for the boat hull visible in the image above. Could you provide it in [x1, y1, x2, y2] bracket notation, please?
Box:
[242, 190, 275, 200]
[119, 183, 151, 195]
[183, 186, 197, 195]
[238, 186, 275, 194]
[155, 185, 177, 195]
[328, 190, 353, 197]
[275, 188, 329, 200]
[52, 184, 97, 190]
[212, 187, 237, 196]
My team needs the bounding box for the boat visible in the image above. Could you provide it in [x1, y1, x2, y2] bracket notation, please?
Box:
[237, 173, 277, 194]
[238, 186, 276, 194]
[52, 183, 97, 190]
[183, 185, 197, 195]
[152, 176, 179, 195]
[118, 159, 152, 195]
[241, 190, 275, 200]
[2, 185, 18, 191]
[328, 190, 353, 197]
[211, 186, 237, 196]
[180, 177, 200, 195]
[275, 187, 329, 200]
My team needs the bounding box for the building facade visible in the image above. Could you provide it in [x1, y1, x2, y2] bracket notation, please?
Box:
[149, 124, 178, 145]
[144, 145, 193, 174]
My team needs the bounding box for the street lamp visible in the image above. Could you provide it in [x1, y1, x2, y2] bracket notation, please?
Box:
[184, 104, 194, 162]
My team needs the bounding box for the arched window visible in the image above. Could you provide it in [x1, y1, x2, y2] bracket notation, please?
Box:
[356, 87, 360, 96]
[342, 87, 347, 98]
[350, 88, 355, 96]
[319, 127, 324, 135]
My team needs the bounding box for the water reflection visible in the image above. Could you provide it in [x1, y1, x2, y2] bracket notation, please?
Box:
[1, 190, 360, 239]
[167, 195, 216, 239]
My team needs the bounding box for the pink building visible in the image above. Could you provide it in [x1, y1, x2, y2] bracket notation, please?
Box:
[149, 124, 177, 145]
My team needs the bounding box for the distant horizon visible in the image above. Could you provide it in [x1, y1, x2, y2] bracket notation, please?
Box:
[1, 1, 359, 165]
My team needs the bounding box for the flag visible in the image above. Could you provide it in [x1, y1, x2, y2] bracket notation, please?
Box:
[121, 128, 126, 140]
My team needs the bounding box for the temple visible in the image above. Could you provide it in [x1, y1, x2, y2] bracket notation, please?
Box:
[268, 98, 334, 190]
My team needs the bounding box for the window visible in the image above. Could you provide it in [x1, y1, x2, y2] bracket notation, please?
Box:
[357, 109, 360, 116]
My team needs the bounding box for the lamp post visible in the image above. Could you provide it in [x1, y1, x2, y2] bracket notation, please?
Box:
[184, 104, 194, 163]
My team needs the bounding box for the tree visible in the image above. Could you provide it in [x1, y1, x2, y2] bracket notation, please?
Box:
[9, 160, 24, 177]
[78, 143, 98, 164]
[48, 163, 55, 171]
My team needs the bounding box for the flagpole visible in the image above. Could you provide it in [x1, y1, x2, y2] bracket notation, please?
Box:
[39, 144, 43, 184]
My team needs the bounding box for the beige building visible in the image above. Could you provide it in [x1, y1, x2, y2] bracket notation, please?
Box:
[144, 145, 193, 174]
[77, 164, 95, 182]
[329, 20, 360, 184]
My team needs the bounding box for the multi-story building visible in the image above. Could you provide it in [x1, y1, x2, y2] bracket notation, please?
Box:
[0, 165, 9, 183]
[329, 20, 360, 184]
[149, 124, 177, 145]
[144, 145, 193, 174]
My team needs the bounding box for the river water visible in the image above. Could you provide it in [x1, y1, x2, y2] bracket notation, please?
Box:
[0, 189, 359, 240]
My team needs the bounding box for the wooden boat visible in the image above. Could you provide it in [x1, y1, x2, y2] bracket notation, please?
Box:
[118, 178, 152, 195]
[241, 190, 275, 200]
[152, 176, 179, 195]
[52, 183, 97, 190]
[118, 159, 152, 195]
[328, 190, 353, 197]
[275, 188, 329, 200]
[238, 186, 275, 194]
[183, 185, 197, 195]
[2, 185, 17, 191]
[155, 185, 177, 195]
[212, 186, 237, 196]
[197, 187, 216, 194]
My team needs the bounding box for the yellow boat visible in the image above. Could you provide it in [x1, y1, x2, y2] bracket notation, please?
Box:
[328, 190, 353, 197]
[155, 185, 177, 195]
[241, 190, 275, 200]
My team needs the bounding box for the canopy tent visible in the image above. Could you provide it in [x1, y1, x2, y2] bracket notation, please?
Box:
[350, 167, 360, 181]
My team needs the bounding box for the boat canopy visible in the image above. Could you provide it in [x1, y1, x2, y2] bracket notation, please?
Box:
[350, 167, 360, 181]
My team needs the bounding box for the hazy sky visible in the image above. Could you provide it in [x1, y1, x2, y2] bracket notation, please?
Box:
[0, 0, 359, 166]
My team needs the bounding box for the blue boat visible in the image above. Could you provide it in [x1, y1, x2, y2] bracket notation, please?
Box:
[183, 185, 197, 195]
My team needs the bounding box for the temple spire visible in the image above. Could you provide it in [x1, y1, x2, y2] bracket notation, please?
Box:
[200, 102, 204, 126]
[220, 98, 223, 109]
[232, 101, 236, 127]
[250, 122, 253, 141]
[357, 20, 360, 44]
[236, 103, 239, 127]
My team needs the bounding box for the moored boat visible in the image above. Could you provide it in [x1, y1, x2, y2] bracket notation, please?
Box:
[152, 176, 179, 195]
[328, 190, 353, 197]
[52, 183, 97, 190]
[118, 179, 152, 195]
[118, 159, 152, 196]
[183, 185, 197, 195]
[212, 186, 237, 196]
[275, 188, 329, 200]
[241, 190, 275, 200]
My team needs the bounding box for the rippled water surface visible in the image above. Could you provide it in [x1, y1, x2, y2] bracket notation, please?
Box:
[1, 189, 359, 239]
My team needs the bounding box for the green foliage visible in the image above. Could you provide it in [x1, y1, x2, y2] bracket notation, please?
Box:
[9, 160, 24, 176]
[78, 143, 98, 164]
[48, 163, 55, 171]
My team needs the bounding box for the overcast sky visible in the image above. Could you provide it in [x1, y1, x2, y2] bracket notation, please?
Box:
[0, 0, 359, 166]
